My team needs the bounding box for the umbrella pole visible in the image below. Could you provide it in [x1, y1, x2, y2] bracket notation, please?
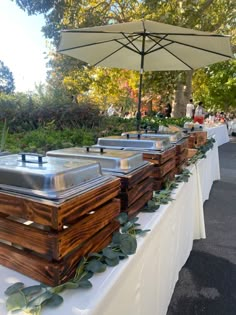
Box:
[137, 69, 143, 131]
[137, 35, 145, 132]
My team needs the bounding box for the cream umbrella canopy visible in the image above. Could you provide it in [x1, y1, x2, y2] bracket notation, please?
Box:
[57, 20, 233, 129]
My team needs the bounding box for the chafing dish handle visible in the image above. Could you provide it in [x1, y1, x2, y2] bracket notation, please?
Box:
[125, 134, 142, 139]
[86, 147, 104, 154]
[20, 153, 45, 164]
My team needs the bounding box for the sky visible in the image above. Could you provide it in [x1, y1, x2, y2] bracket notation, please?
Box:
[0, 0, 48, 92]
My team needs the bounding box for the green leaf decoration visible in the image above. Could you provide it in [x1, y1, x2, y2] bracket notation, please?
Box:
[120, 221, 134, 233]
[112, 231, 122, 245]
[85, 259, 107, 273]
[119, 234, 137, 255]
[43, 294, 63, 308]
[88, 252, 103, 258]
[63, 282, 80, 289]
[102, 247, 119, 259]
[22, 285, 43, 297]
[128, 217, 139, 224]
[116, 212, 128, 224]
[105, 256, 120, 266]
[6, 291, 27, 311]
[27, 291, 54, 308]
[80, 271, 94, 281]
[78, 279, 93, 289]
[134, 229, 151, 235]
[4, 282, 24, 296]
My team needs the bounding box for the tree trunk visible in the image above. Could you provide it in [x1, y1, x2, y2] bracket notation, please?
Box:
[172, 70, 193, 118]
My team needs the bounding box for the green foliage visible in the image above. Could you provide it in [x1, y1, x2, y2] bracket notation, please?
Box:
[193, 60, 236, 111]
[0, 119, 8, 151]
[0, 60, 15, 94]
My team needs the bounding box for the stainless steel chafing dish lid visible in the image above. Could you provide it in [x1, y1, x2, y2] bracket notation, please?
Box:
[95, 135, 171, 151]
[0, 153, 108, 200]
[121, 131, 183, 143]
[46, 147, 147, 174]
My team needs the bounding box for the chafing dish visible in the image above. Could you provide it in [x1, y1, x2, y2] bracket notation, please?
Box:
[0, 152, 114, 200]
[121, 130, 184, 143]
[93, 135, 172, 151]
[46, 147, 149, 175]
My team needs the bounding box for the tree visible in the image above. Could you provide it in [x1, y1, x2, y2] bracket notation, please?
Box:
[15, 0, 235, 115]
[0, 61, 15, 94]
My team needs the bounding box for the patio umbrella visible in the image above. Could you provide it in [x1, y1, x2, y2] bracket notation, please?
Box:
[57, 20, 233, 129]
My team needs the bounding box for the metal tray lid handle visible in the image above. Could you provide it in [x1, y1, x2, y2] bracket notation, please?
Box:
[19, 152, 46, 165]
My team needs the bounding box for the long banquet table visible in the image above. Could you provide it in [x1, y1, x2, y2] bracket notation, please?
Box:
[0, 143, 220, 315]
[205, 123, 229, 146]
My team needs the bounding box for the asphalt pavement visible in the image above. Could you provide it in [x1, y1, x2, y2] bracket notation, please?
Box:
[167, 139, 236, 315]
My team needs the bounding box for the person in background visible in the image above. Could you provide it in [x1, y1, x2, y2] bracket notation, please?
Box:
[107, 104, 117, 116]
[194, 101, 205, 124]
[164, 103, 172, 118]
[186, 99, 195, 118]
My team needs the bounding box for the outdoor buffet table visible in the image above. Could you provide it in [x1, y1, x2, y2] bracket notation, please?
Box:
[0, 144, 220, 315]
[205, 124, 229, 146]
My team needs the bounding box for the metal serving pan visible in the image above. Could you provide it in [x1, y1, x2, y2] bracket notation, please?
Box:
[46, 147, 149, 175]
[0, 153, 113, 200]
[121, 131, 184, 143]
[94, 135, 172, 151]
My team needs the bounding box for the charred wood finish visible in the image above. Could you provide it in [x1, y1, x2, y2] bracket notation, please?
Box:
[127, 190, 153, 217]
[0, 221, 119, 286]
[143, 146, 176, 165]
[119, 177, 153, 210]
[0, 199, 120, 260]
[0, 178, 120, 230]
[151, 158, 176, 178]
[152, 168, 176, 191]
[119, 164, 154, 190]
[175, 138, 189, 154]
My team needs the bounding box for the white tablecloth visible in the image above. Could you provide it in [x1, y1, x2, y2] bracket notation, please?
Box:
[196, 141, 220, 202]
[205, 124, 229, 146]
[0, 146, 220, 315]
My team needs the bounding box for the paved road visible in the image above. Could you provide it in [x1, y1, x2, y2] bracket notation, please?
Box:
[167, 140, 236, 315]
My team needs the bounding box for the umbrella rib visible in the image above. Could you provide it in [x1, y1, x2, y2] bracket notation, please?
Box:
[58, 35, 132, 53]
[148, 34, 232, 59]
[121, 33, 143, 54]
[145, 34, 169, 54]
[93, 34, 143, 66]
[93, 44, 126, 67]
[146, 35, 193, 69]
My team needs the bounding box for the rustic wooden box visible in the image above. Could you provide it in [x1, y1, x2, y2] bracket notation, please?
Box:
[187, 148, 198, 158]
[0, 178, 121, 286]
[151, 158, 176, 179]
[175, 138, 189, 155]
[152, 168, 176, 191]
[188, 131, 207, 148]
[143, 146, 176, 165]
[119, 177, 153, 214]
[118, 164, 154, 216]
[176, 148, 188, 166]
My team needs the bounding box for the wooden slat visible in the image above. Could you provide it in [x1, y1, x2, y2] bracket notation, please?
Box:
[0, 178, 120, 230]
[127, 190, 153, 217]
[0, 199, 120, 260]
[175, 138, 189, 154]
[151, 158, 176, 178]
[152, 168, 177, 191]
[143, 146, 176, 165]
[59, 199, 120, 259]
[0, 221, 119, 286]
[119, 164, 154, 190]
[119, 177, 153, 210]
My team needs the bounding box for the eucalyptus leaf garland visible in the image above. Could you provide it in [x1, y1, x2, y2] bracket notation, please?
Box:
[4, 138, 216, 314]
